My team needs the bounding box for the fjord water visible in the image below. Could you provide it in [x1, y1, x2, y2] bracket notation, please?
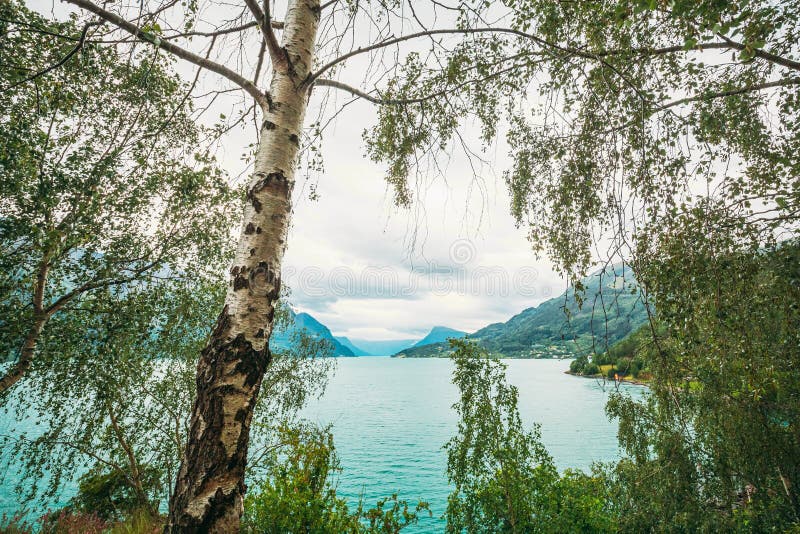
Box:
[301, 357, 643, 533]
[0, 357, 642, 531]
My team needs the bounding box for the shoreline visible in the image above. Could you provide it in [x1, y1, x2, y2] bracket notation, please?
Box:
[564, 370, 649, 387]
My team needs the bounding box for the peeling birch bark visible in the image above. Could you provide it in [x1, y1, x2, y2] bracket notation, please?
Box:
[165, 1, 320, 531]
[0, 314, 46, 393]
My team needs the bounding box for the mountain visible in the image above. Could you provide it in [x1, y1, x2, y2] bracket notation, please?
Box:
[394, 265, 647, 359]
[331, 327, 466, 356]
[346, 338, 418, 356]
[334, 336, 370, 356]
[271, 310, 355, 357]
[413, 326, 467, 347]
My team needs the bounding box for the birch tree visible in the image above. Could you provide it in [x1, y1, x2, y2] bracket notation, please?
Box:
[18, 0, 800, 531]
[0, 1, 234, 395]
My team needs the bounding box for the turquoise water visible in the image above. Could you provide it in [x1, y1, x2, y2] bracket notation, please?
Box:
[300, 357, 642, 533]
[0, 357, 641, 531]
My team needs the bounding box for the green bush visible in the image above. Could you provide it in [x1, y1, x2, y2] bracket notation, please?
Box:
[615, 357, 632, 375]
[69, 466, 159, 521]
[243, 425, 355, 533]
[570, 356, 588, 374]
[445, 340, 616, 532]
[243, 424, 428, 533]
[593, 352, 612, 366]
[584, 362, 600, 376]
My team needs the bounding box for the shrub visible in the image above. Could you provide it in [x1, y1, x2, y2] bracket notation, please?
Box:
[108, 509, 164, 534]
[584, 362, 600, 376]
[593, 352, 612, 366]
[615, 357, 633, 375]
[0, 514, 34, 534]
[570, 356, 588, 374]
[70, 466, 160, 521]
[243, 424, 428, 533]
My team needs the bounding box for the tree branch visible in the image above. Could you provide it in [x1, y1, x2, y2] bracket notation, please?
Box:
[656, 77, 800, 111]
[244, 0, 289, 73]
[565, 77, 800, 138]
[306, 26, 800, 88]
[313, 78, 428, 105]
[165, 19, 283, 40]
[314, 57, 530, 106]
[63, 0, 269, 108]
[716, 34, 800, 72]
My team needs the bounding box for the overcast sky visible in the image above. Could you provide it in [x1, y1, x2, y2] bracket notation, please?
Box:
[229, 97, 565, 341]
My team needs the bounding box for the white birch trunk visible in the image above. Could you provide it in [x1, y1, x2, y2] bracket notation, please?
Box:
[166, 1, 320, 531]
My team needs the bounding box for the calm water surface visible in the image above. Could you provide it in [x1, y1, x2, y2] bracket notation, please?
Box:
[1, 357, 642, 532]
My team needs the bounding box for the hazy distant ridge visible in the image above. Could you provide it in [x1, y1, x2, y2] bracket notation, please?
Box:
[334, 326, 467, 356]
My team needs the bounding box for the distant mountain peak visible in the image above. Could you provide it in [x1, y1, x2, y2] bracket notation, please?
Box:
[412, 326, 467, 348]
[429, 325, 462, 333]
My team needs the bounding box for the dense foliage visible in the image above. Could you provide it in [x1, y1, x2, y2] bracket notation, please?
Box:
[446, 340, 617, 533]
[0, 0, 235, 391]
[570, 323, 656, 379]
[369, 1, 800, 530]
[2, 0, 799, 531]
[243, 423, 429, 534]
[604, 241, 800, 531]
[0, 3, 338, 519]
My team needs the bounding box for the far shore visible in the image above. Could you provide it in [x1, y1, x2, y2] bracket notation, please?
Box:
[564, 370, 649, 387]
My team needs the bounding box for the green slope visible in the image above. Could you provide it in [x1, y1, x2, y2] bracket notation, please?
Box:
[333, 336, 370, 356]
[394, 265, 647, 358]
[271, 311, 355, 357]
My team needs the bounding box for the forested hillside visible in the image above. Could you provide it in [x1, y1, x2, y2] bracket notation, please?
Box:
[396, 265, 647, 358]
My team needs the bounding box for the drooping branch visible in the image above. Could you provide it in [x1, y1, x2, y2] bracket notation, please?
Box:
[564, 77, 800, 138]
[244, 0, 289, 73]
[315, 56, 531, 106]
[63, 0, 270, 108]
